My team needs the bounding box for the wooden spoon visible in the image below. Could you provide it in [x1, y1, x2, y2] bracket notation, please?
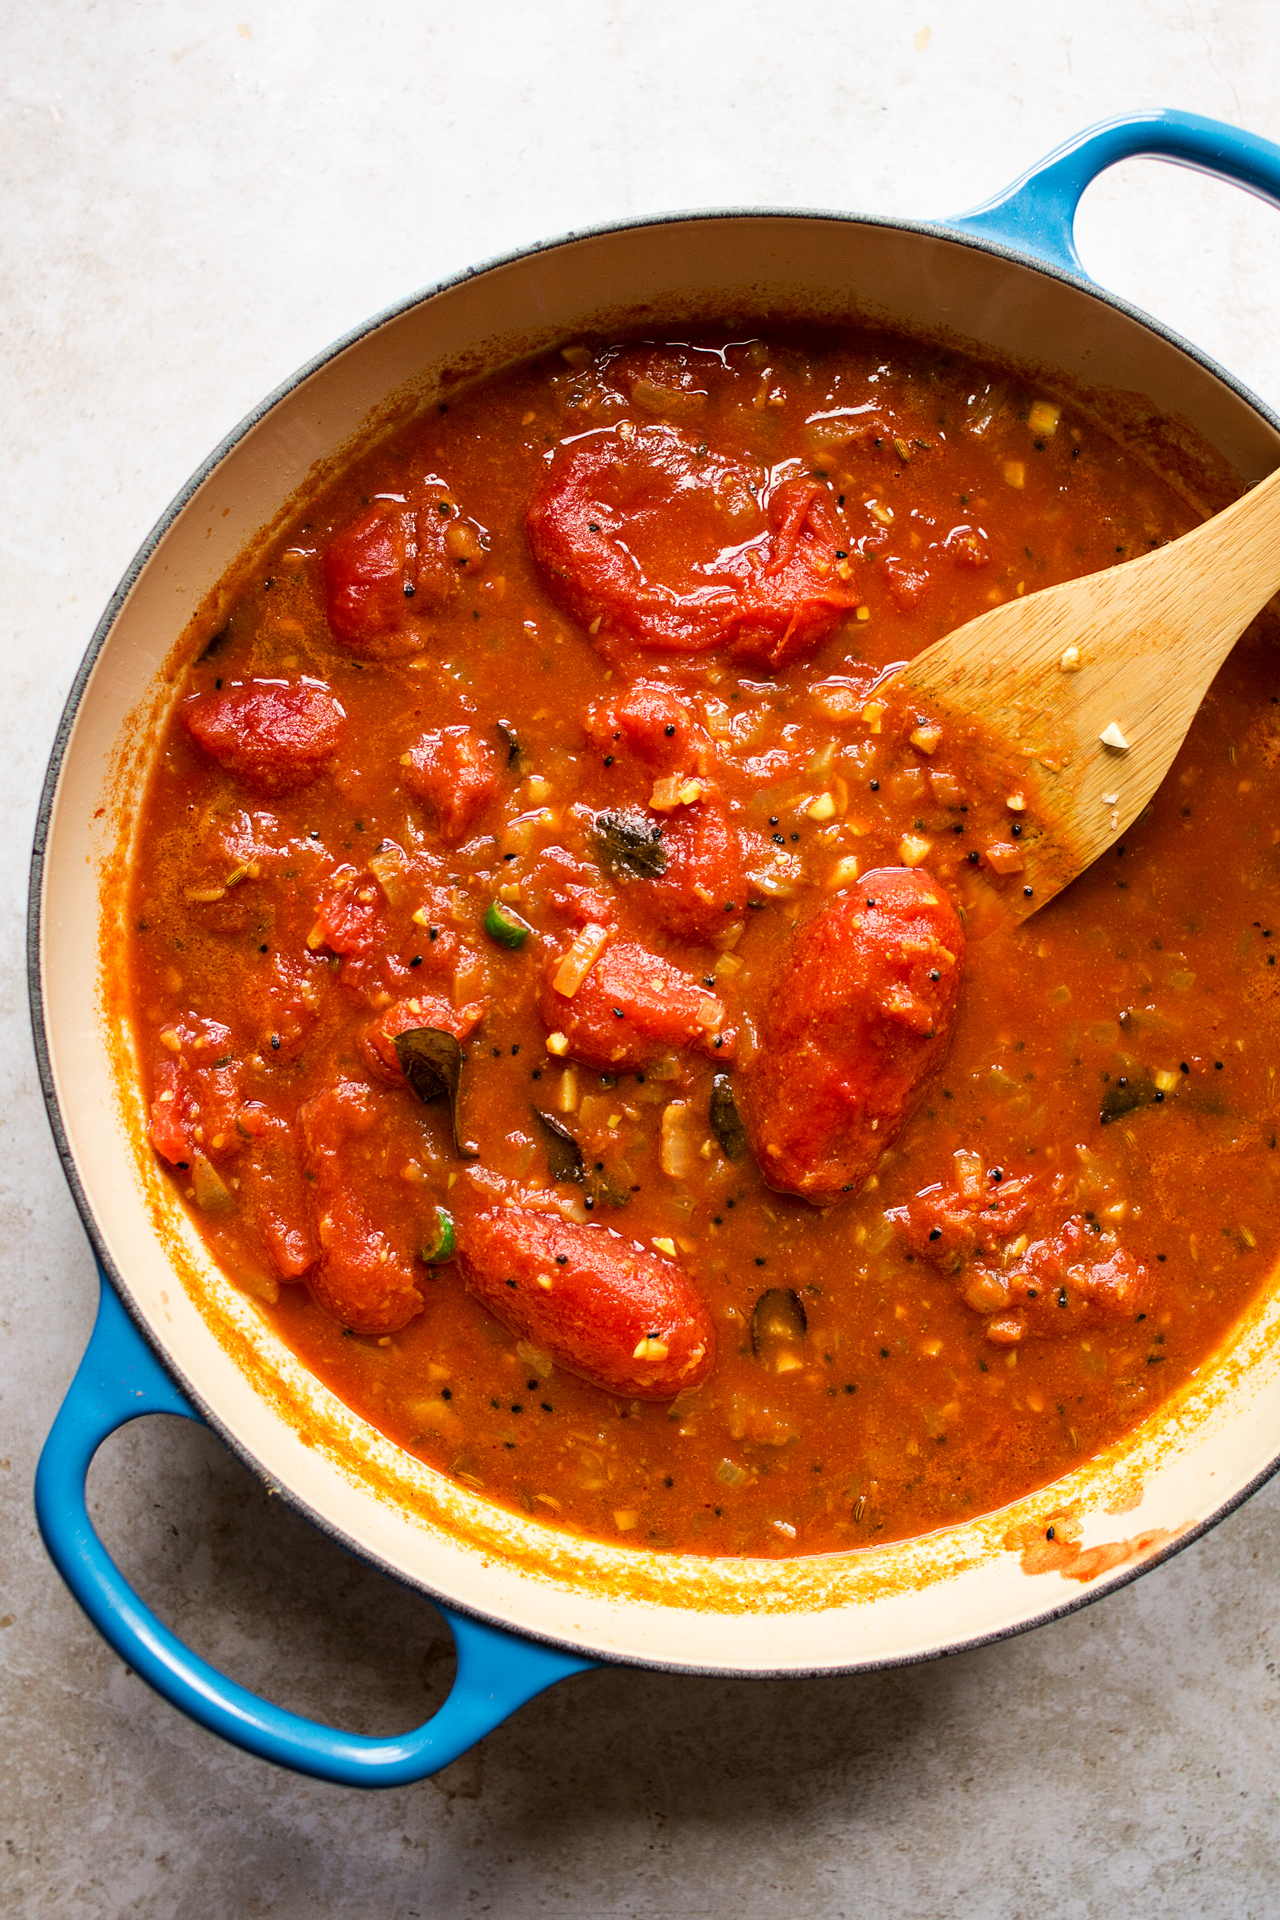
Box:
[892, 460, 1280, 920]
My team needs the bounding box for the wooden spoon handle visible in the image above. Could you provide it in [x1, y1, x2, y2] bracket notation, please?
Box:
[1151, 457, 1280, 649]
[896, 459, 1280, 918]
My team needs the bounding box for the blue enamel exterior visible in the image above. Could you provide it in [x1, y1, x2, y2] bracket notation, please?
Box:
[951, 108, 1280, 271]
[34, 1270, 592, 1787]
[33, 107, 1280, 1786]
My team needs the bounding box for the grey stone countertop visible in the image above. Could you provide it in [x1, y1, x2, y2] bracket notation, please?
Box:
[6, 5, 1280, 1915]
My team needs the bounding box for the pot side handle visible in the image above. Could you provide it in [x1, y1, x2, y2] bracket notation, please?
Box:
[948, 109, 1280, 276]
[34, 1268, 595, 1787]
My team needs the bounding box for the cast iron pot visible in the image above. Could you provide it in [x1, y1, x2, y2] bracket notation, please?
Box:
[30, 109, 1280, 1786]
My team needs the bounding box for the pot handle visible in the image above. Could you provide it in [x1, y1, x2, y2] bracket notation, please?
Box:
[949, 108, 1280, 277]
[35, 1268, 595, 1787]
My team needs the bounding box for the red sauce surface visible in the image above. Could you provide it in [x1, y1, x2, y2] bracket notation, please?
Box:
[126, 329, 1280, 1557]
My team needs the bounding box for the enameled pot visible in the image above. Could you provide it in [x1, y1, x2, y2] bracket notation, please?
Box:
[31, 110, 1280, 1786]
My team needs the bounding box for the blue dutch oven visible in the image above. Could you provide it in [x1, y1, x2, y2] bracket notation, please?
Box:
[30, 110, 1280, 1786]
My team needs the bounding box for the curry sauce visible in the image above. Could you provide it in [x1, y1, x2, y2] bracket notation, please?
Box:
[127, 328, 1280, 1556]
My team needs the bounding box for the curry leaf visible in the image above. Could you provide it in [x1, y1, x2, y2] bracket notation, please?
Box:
[394, 1027, 478, 1158]
[751, 1287, 807, 1358]
[533, 1107, 630, 1207]
[1099, 1071, 1164, 1126]
[709, 1073, 749, 1163]
[591, 808, 667, 881]
[533, 1107, 585, 1184]
[199, 624, 231, 661]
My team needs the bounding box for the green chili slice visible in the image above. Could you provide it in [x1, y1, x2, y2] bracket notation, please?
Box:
[421, 1206, 457, 1264]
[484, 900, 533, 949]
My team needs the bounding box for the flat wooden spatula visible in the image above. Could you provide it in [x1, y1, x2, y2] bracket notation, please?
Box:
[892, 460, 1280, 920]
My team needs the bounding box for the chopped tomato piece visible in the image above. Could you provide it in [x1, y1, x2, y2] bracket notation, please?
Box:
[890, 1168, 1045, 1270]
[1005, 1218, 1150, 1322]
[609, 346, 720, 419]
[297, 1081, 423, 1333]
[182, 680, 345, 795]
[540, 938, 731, 1070]
[148, 1056, 242, 1166]
[147, 1016, 241, 1166]
[401, 727, 500, 843]
[234, 1112, 318, 1279]
[586, 680, 700, 769]
[942, 523, 990, 568]
[882, 560, 929, 611]
[263, 1212, 319, 1282]
[324, 501, 417, 651]
[741, 867, 964, 1204]
[529, 845, 618, 926]
[311, 876, 386, 958]
[323, 480, 486, 657]
[149, 1056, 193, 1164]
[308, 870, 430, 1002]
[645, 790, 745, 941]
[550, 880, 618, 927]
[360, 994, 487, 1080]
[527, 423, 856, 667]
[456, 1206, 714, 1399]
[896, 1180, 1151, 1337]
[238, 949, 328, 1061]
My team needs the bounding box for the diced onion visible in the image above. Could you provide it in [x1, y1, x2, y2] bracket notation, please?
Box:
[909, 723, 943, 756]
[659, 1101, 697, 1179]
[953, 1147, 984, 1200]
[984, 840, 1025, 875]
[632, 1336, 669, 1361]
[368, 847, 409, 906]
[551, 922, 612, 998]
[826, 855, 861, 891]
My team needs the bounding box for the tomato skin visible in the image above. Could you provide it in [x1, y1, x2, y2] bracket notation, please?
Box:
[457, 1207, 714, 1400]
[182, 680, 345, 795]
[297, 1081, 424, 1333]
[540, 938, 730, 1070]
[401, 726, 500, 843]
[741, 867, 964, 1204]
[527, 424, 855, 667]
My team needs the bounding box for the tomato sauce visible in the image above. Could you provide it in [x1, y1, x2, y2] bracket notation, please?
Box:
[126, 328, 1280, 1557]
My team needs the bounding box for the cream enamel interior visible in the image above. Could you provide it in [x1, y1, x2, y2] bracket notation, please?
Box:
[39, 212, 1280, 1673]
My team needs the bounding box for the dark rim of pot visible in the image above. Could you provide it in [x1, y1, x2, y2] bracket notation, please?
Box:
[27, 202, 1280, 1682]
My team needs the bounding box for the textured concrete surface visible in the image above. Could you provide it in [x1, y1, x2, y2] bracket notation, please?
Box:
[6, 4, 1280, 1915]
